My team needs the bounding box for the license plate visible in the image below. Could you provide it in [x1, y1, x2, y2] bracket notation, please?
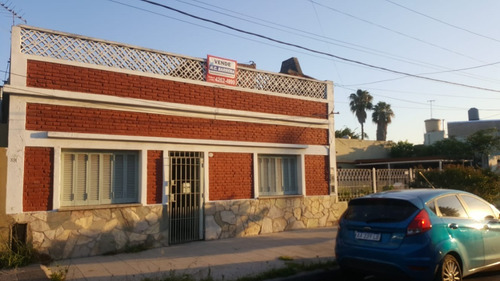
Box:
[355, 231, 381, 241]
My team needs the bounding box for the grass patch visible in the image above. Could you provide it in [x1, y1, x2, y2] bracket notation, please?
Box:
[0, 238, 39, 269]
[277, 256, 294, 261]
[48, 264, 69, 281]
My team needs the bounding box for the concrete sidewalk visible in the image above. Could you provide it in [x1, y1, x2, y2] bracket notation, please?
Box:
[1, 227, 337, 281]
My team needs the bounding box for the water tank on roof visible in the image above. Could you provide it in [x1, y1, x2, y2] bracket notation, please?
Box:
[468, 108, 479, 121]
[425, 119, 442, 133]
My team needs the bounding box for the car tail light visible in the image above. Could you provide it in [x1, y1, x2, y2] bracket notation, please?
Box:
[407, 209, 432, 236]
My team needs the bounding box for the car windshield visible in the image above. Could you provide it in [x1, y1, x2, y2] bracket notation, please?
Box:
[344, 198, 418, 223]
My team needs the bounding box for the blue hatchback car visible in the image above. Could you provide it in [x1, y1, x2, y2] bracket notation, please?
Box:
[335, 189, 500, 281]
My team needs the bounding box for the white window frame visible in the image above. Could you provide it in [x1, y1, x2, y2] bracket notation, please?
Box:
[258, 154, 299, 196]
[61, 150, 139, 207]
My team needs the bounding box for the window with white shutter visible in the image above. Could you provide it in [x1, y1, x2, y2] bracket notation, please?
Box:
[258, 155, 299, 196]
[61, 151, 139, 206]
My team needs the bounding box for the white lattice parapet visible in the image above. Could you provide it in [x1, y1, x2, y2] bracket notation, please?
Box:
[18, 25, 328, 99]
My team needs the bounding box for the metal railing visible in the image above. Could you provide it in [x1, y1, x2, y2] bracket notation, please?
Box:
[337, 168, 415, 201]
[18, 25, 327, 100]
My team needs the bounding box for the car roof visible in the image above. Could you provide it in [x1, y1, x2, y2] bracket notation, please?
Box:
[350, 188, 471, 209]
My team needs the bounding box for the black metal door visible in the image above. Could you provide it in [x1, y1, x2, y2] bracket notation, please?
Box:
[168, 151, 203, 244]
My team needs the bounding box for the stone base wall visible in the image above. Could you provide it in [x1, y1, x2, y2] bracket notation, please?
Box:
[2, 196, 347, 260]
[9, 205, 168, 260]
[204, 195, 347, 239]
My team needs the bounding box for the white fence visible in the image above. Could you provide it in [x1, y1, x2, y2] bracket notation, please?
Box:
[337, 168, 415, 201]
[18, 25, 328, 99]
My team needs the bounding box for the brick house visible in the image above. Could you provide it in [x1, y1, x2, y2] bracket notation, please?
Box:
[0, 25, 344, 259]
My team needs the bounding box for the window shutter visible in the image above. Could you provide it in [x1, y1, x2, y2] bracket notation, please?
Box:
[88, 154, 100, 203]
[61, 153, 75, 204]
[258, 157, 267, 193]
[258, 155, 298, 196]
[74, 154, 88, 205]
[126, 154, 138, 200]
[61, 151, 139, 206]
[113, 154, 124, 200]
[276, 157, 283, 194]
[101, 154, 112, 204]
[282, 157, 297, 194]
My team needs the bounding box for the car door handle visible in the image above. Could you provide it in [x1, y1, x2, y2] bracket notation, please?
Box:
[448, 223, 459, 229]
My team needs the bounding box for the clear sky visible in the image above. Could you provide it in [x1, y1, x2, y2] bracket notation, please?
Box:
[1, 0, 500, 144]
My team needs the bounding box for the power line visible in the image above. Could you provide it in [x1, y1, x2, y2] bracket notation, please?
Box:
[308, 0, 484, 64]
[178, 0, 500, 85]
[385, 0, 500, 44]
[344, 61, 500, 87]
[109, 0, 500, 87]
[138, 0, 500, 94]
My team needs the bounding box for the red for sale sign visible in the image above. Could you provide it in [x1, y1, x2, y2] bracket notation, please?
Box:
[206, 55, 237, 86]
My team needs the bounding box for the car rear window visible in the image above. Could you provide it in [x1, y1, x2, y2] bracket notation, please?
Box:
[343, 198, 418, 223]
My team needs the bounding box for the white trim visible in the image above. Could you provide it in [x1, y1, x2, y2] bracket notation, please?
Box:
[203, 151, 210, 205]
[140, 149, 147, 205]
[47, 131, 310, 149]
[162, 151, 170, 205]
[327, 81, 337, 196]
[253, 153, 259, 198]
[53, 147, 62, 209]
[300, 154, 306, 196]
[5, 98, 27, 214]
[10, 26, 26, 87]
[23, 133, 329, 155]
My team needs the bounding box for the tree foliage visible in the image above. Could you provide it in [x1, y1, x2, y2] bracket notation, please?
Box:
[466, 128, 500, 165]
[390, 129, 499, 166]
[413, 165, 500, 204]
[372, 102, 394, 141]
[390, 141, 414, 158]
[349, 89, 373, 140]
[335, 127, 364, 139]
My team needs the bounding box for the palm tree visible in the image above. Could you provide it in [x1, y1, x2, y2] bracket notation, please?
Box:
[372, 102, 395, 141]
[349, 89, 373, 140]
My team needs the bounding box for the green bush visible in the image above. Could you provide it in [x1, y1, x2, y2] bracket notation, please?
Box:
[413, 165, 500, 203]
[0, 237, 38, 269]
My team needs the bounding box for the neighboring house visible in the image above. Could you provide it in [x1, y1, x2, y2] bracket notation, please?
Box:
[336, 139, 461, 169]
[0, 25, 343, 259]
[335, 138, 392, 169]
[448, 108, 500, 172]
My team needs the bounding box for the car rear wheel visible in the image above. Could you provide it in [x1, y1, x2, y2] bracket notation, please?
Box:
[437, 254, 462, 281]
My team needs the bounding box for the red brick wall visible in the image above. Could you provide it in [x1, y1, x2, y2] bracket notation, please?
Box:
[209, 153, 253, 200]
[23, 147, 53, 211]
[27, 60, 328, 119]
[26, 103, 328, 145]
[305, 155, 330, 196]
[147, 150, 163, 204]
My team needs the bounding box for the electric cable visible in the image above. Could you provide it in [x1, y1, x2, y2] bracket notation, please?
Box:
[308, 0, 484, 63]
[138, 0, 500, 94]
[385, 0, 500, 44]
[177, 0, 500, 85]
